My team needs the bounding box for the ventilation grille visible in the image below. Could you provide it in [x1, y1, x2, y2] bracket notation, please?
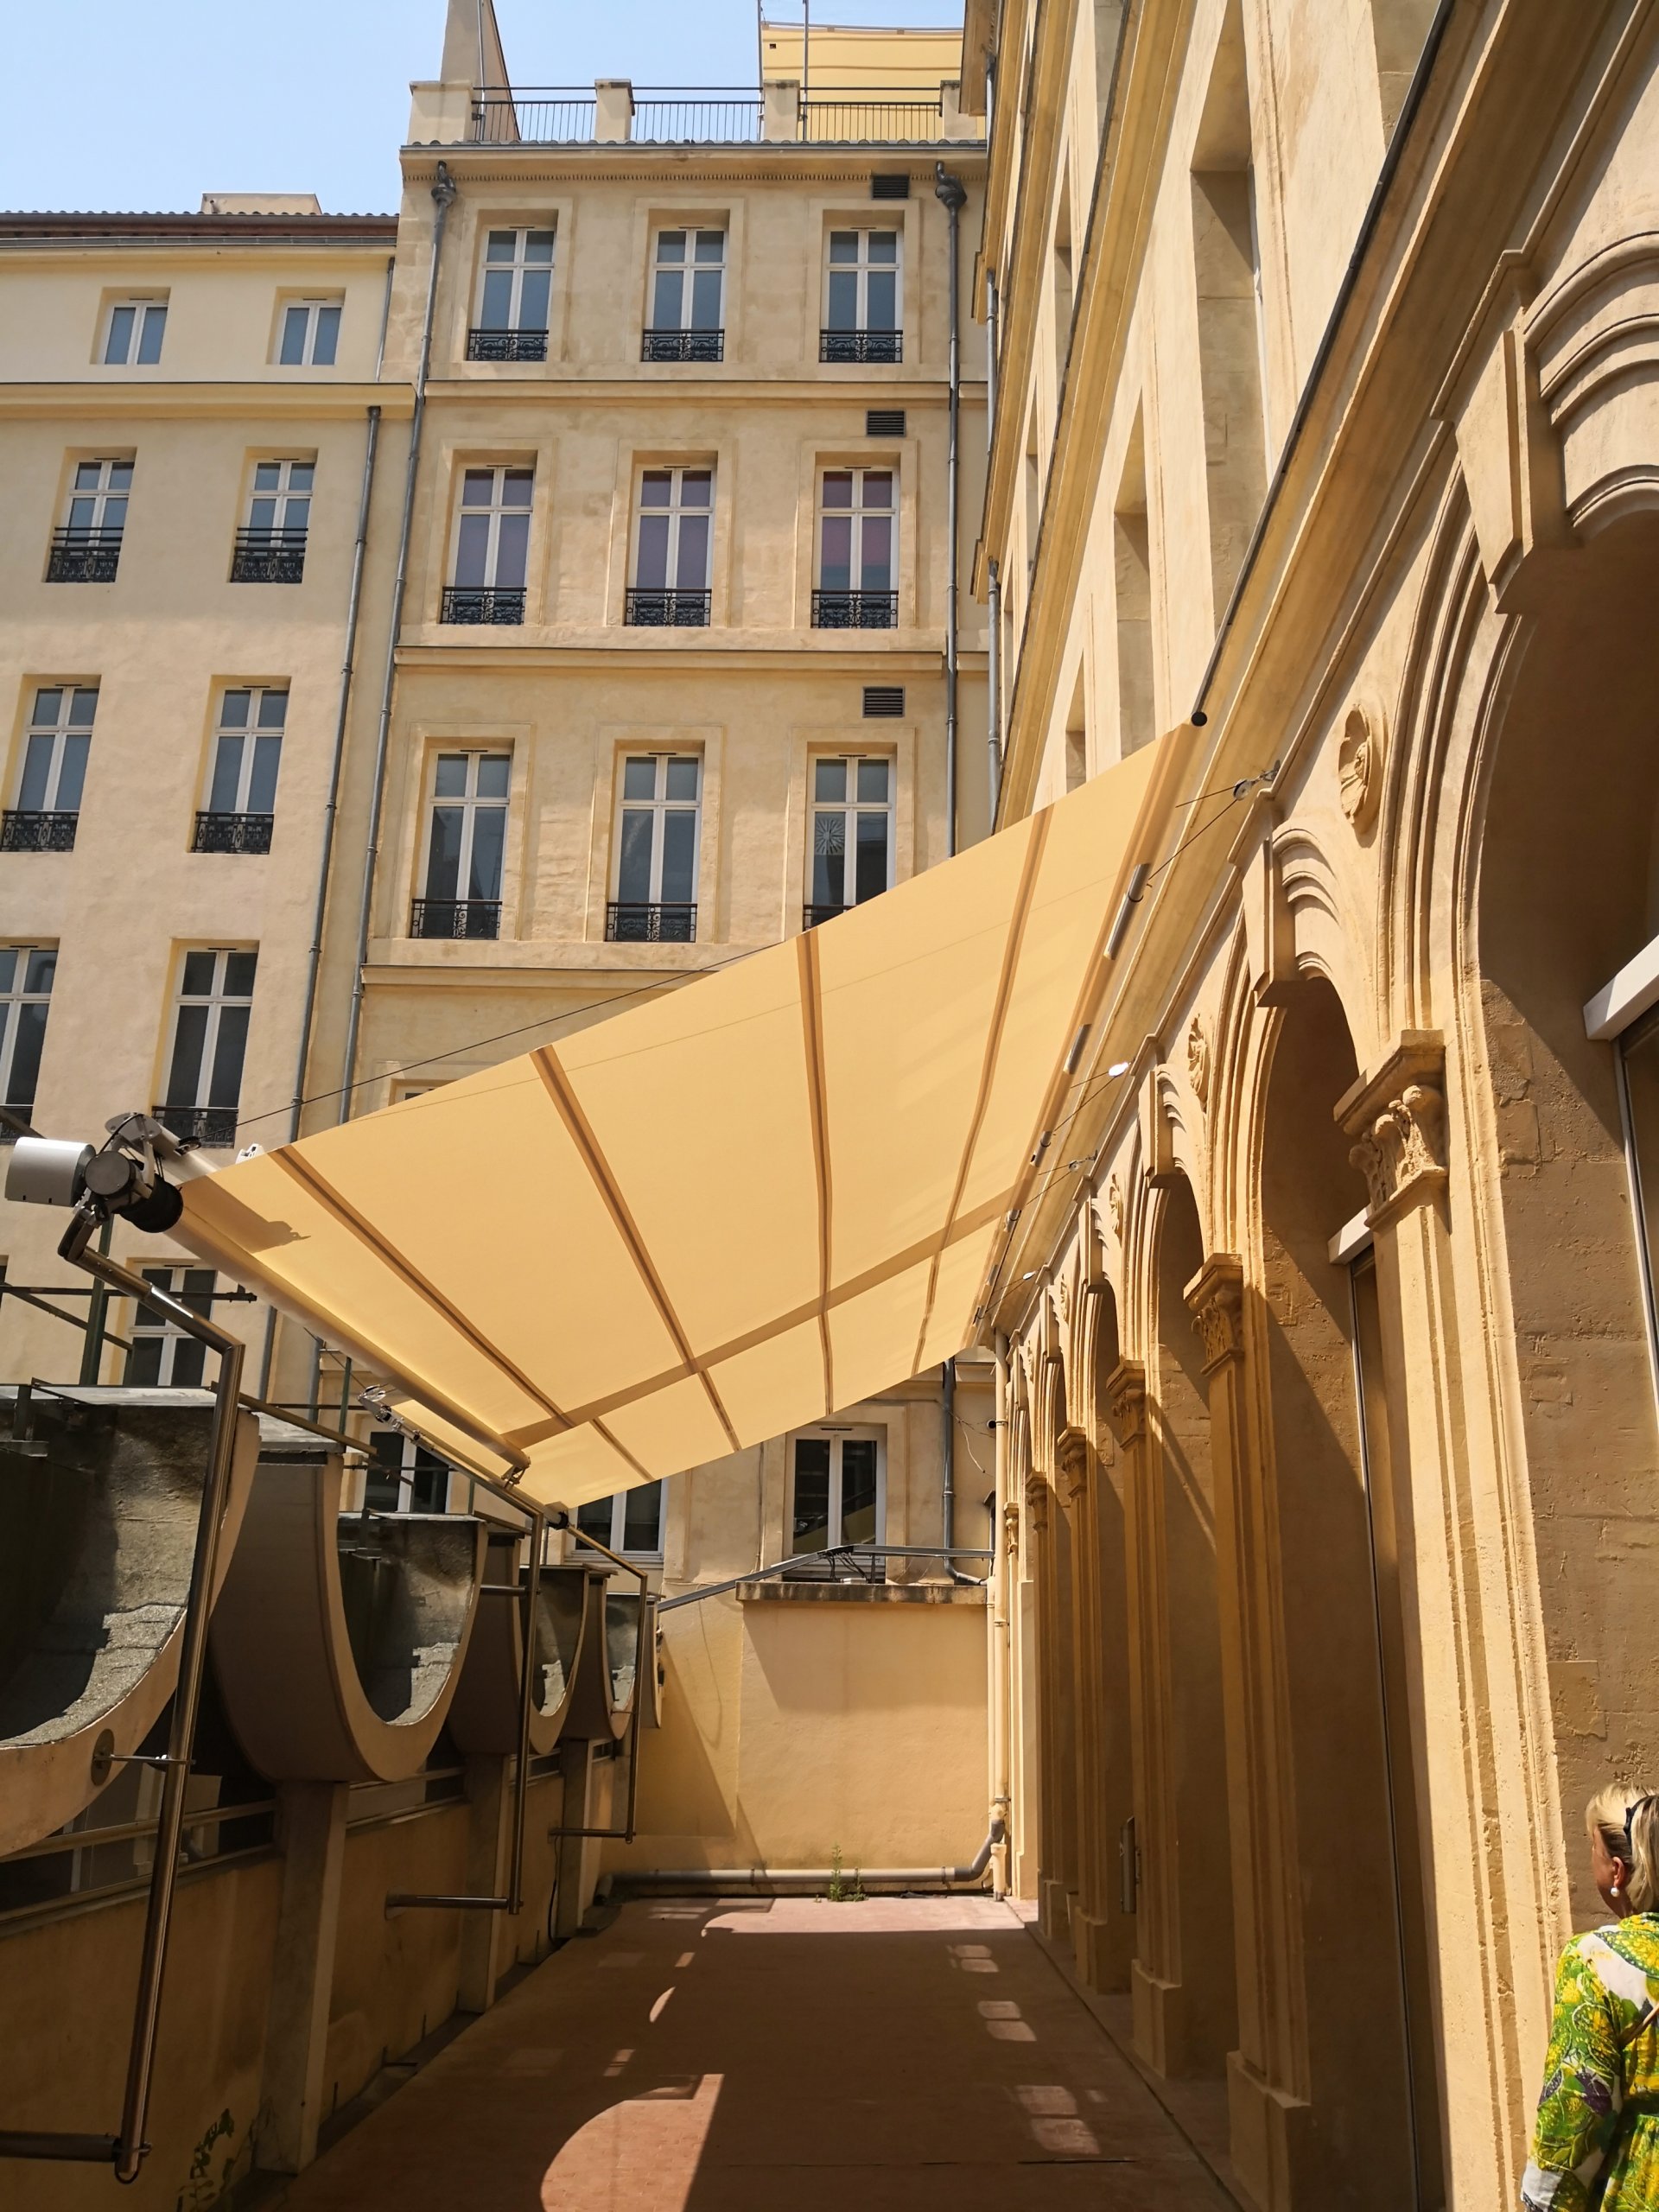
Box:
[870, 173, 911, 200]
[866, 409, 906, 437]
[863, 686, 905, 718]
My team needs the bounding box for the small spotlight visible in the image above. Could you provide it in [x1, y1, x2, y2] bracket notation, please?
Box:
[1108, 1060, 1131, 1078]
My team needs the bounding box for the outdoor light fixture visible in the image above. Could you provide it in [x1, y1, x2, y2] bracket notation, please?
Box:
[1108, 1059, 1131, 1078]
[1104, 863, 1151, 960]
[7, 1110, 190, 1233]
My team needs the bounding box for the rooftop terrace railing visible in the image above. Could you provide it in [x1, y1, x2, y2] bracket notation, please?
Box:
[470, 85, 973, 147]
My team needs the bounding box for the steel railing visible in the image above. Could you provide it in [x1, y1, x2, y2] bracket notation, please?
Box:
[46, 527, 123, 582]
[606, 901, 696, 943]
[820, 327, 903, 364]
[641, 328, 724, 363]
[624, 586, 710, 627]
[0, 810, 77, 853]
[151, 1104, 238, 1148]
[469, 86, 970, 147]
[811, 588, 898, 629]
[660, 1543, 993, 1611]
[229, 528, 306, 584]
[440, 585, 525, 625]
[467, 327, 549, 362]
[192, 811, 273, 855]
[409, 896, 501, 940]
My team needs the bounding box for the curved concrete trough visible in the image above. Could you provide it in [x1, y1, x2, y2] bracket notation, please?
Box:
[0, 1387, 260, 1857]
[559, 1570, 660, 1740]
[211, 1424, 486, 1783]
[446, 1524, 591, 1757]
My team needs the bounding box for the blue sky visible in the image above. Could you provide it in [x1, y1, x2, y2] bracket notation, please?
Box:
[0, 2, 963, 217]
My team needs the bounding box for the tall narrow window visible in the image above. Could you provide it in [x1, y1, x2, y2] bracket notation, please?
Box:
[414, 752, 509, 940]
[805, 756, 892, 927]
[608, 755, 700, 942]
[126, 1267, 217, 1387]
[158, 949, 257, 1149]
[194, 688, 285, 855]
[788, 1430, 884, 1572]
[48, 458, 130, 582]
[469, 226, 555, 361]
[444, 467, 531, 625]
[0, 946, 56, 1135]
[575, 1483, 666, 1559]
[644, 230, 726, 362]
[102, 297, 167, 366]
[232, 459, 311, 583]
[363, 1430, 452, 1512]
[626, 467, 713, 626]
[277, 296, 341, 367]
[813, 469, 896, 628]
[4, 686, 94, 853]
[822, 230, 901, 362]
[1112, 410, 1155, 756]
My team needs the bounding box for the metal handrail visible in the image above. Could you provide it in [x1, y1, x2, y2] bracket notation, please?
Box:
[0, 1210, 246, 2179]
[660, 1542, 992, 1611]
[0, 1796, 277, 1867]
[543, 1521, 652, 1846]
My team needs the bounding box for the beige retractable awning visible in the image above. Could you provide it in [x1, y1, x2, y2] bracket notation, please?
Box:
[176, 732, 1187, 1503]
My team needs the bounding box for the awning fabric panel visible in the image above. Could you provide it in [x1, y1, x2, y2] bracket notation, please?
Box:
[177, 734, 1181, 1504]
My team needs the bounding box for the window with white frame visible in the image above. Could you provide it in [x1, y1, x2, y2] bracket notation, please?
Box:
[789, 1428, 884, 1557]
[645, 230, 726, 360]
[808, 756, 893, 922]
[470, 226, 555, 359]
[610, 756, 700, 940]
[575, 1481, 665, 1559]
[102, 296, 167, 366]
[126, 1266, 217, 1388]
[626, 467, 713, 625]
[0, 947, 56, 1130]
[63, 458, 131, 539]
[822, 231, 900, 360]
[363, 1428, 452, 1513]
[197, 688, 285, 850]
[232, 458, 312, 583]
[159, 949, 257, 1147]
[445, 467, 532, 622]
[276, 296, 342, 367]
[15, 686, 96, 823]
[814, 469, 896, 627]
[416, 752, 510, 938]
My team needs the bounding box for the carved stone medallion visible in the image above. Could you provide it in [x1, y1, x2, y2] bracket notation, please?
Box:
[1338, 704, 1382, 834]
[1107, 1176, 1124, 1237]
[1186, 1016, 1211, 1110]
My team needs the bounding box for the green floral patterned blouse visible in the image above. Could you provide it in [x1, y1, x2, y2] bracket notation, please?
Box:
[1524, 1916, 1659, 2209]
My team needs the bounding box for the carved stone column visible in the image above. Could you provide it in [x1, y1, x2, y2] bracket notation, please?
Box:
[1056, 1420, 1116, 1987]
[1186, 1252, 1312, 2206]
[1027, 1464, 1076, 1939]
[1106, 1354, 1182, 2065]
[1336, 1030, 1522, 2207]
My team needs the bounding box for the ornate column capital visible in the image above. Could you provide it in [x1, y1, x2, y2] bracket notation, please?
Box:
[1023, 1471, 1051, 1534]
[1104, 1357, 1147, 1444]
[1054, 1425, 1090, 1510]
[1336, 1031, 1447, 1229]
[1001, 1496, 1021, 1559]
[1185, 1253, 1245, 1373]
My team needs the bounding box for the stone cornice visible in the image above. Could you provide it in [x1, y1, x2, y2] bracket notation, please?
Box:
[0, 381, 413, 422]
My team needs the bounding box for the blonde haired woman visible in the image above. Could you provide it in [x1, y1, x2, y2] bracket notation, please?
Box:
[1524, 1787, 1659, 2208]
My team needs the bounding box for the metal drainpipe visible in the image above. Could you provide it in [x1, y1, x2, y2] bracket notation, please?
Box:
[985, 267, 998, 456]
[941, 1354, 957, 1573]
[991, 1329, 1012, 1894]
[936, 164, 967, 857]
[619, 1814, 1007, 1896]
[257, 400, 383, 1398]
[338, 160, 456, 1122]
[987, 555, 1002, 821]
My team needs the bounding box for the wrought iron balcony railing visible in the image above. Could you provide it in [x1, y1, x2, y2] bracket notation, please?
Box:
[193, 811, 273, 855]
[468, 87, 972, 147]
[0, 810, 78, 853]
[46, 526, 123, 582]
[811, 589, 898, 630]
[803, 902, 850, 931]
[441, 586, 526, 626]
[820, 328, 903, 365]
[467, 327, 549, 362]
[153, 1103, 238, 1149]
[641, 328, 724, 363]
[625, 588, 711, 628]
[410, 897, 501, 941]
[607, 901, 696, 943]
[230, 528, 306, 583]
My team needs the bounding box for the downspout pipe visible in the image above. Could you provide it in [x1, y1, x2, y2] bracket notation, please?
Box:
[987, 555, 1002, 821]
[991, 1329, 1012, 1895]
[257, 399, 382, 1396]
[936, 163, 967, 857]
[618, 1815, 1007, 1896]
[339, 161, 456, 1118]
[941, 1353, 957, 1571]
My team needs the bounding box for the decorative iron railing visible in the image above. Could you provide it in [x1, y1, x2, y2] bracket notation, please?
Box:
[820, 327, 903, 365]
[410, 898, 501, 940]
[641, 328, 724, 364]
[193, 811, 273, 855]
[625, 588, 711, 628]
[801, 97, 945, 141]
[46, 527, 122, 582]
[440, 586, 525, 626]
[467, 88, 969, 146]
[632, 96, 763, 142]
[0, 810, 78, 853]
[803, 902, 850, 931]
[607, 901, 696, 943]
[467, 327, 549, 362]
[153, 1103, 238, 1148]
[810, 589, 898, 630]
[230, 528, 306, 584]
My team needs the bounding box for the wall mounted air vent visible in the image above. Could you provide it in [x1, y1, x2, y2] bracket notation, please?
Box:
[871, 174, 911, 200]
[863, 686, 905, 718]
[866, 409, 906, 437]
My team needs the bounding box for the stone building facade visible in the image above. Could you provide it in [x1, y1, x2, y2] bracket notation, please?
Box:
[969, 0, 1659, 2202]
